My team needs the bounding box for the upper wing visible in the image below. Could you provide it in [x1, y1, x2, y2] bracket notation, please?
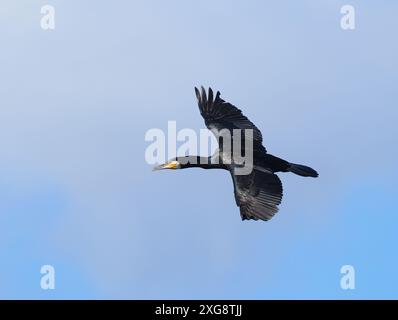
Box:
[231, 168, 283, 221]
[195, 86, 266, 153]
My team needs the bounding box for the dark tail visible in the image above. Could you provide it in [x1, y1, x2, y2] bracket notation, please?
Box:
[288, 163, 318, 177]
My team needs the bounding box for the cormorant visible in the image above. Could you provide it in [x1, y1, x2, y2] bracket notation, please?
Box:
[154, 87, 318, 221]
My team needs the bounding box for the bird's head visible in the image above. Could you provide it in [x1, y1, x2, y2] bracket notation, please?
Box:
[152, 159, 181, 171]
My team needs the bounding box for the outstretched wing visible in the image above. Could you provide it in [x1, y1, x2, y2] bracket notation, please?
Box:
[195, 86, 266, 153]
[231, 168, 283, 221]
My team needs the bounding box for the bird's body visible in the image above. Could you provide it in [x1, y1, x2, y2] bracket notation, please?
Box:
[154, 87, 318, 221]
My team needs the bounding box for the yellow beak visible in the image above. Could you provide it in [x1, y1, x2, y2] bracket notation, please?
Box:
[162, 162, 178, 169]
[152, 161, 179, 171]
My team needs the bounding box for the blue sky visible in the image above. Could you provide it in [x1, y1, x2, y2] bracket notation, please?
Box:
[0, 0, 397, 299]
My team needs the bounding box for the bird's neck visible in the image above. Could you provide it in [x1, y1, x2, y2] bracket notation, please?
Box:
[176, 156, 225, 169]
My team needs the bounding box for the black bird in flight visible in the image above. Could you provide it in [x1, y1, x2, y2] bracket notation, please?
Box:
[154, 87, 318, 221]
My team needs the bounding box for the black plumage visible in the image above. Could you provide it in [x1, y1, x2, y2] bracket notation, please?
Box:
[154, 87, 318, 221]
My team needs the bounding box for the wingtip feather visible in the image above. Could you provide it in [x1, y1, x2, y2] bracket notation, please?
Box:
[194, 87, 200, 101]
[208, 87, 213, 104]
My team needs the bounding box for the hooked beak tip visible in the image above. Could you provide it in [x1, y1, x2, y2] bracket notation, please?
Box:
[152, 165, 163, 171]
